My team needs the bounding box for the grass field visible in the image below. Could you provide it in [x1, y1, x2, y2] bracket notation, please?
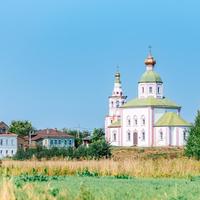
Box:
[1, 147, 200, 200]
[1, 176, 200, 200]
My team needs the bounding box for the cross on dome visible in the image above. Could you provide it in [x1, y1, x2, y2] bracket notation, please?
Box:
[145, 46, 156, 68]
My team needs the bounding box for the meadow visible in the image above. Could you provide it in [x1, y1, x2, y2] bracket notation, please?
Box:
[1, 176, 200, 200]
[1, 147, 200, 200]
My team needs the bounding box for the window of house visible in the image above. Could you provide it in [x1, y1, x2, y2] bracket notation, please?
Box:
[149, 87, 153, 94]
[113, 133, 117, 142]
[0, 139, 3, 146]
[11, 139, 14, 146]
[160, 131, 164, 141]
[127, 131, 131, 141]
[6, 150, 8, 155]
[55, 140, 58, 145]
[58, 140, 61, 145]
[50, 140, 53, 145]
[0, 150, 2, 154]
[142, 131, 145, 141]
[69, 140, 72, 146]
[6, 139, 8, 145]
[65, 140, 67, 145]
[11, 150, 14, 155]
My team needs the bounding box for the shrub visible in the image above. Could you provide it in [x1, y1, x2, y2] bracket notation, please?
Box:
[14, 140, 112, 160]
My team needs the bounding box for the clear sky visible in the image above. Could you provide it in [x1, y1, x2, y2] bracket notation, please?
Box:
[0, 0, 199, 130]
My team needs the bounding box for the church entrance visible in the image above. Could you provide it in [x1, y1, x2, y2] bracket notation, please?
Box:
[133, 132, 138, 146]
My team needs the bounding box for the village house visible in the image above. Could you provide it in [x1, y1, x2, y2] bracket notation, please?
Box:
[31, 129, 75, 149]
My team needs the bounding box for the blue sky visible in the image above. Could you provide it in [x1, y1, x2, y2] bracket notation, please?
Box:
[0, 0, 199, 130]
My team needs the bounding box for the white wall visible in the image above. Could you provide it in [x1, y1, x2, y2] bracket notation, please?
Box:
[138, 83, 163, 99]
[122, 107, 152, 147]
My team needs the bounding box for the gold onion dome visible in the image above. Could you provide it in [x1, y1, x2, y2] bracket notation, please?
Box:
[144, 54, 156, 66]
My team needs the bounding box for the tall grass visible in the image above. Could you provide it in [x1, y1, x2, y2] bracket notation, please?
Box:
[1, 157, 200, 178]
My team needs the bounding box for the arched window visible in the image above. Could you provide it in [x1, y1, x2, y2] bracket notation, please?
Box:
[160, 130, 164, 141]
[111, 101, 114, 108]
[149, 87, 153, 94]
[127, 116, 131, 126]
[157, 87, 160, 94]
[183, 129, 187, 141]
[141, 115, 145, 126]
[127, 131, 131, 141]
[142, 87, 144, 93]
[113, 132, 117, 142]
[116, 101, 120, 108]
[142, 130, 145, 141]
[133, 116, 138, 126]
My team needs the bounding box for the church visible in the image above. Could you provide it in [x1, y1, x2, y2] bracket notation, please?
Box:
[105, 51, 191, 147]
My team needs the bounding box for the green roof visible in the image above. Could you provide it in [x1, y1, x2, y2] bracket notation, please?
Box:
[121, 97, 181, 109]
[155, 112, 191, 127]
[108, 120, 121, 128]
[139, 70, 163, 83]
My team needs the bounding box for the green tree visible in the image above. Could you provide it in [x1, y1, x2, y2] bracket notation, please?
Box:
[9, 120, 35, 136]
[185, 111, 200, 159]
[92, 128, 105, 142]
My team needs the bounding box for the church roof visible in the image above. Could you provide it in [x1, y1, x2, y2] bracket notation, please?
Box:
[155, 112, 191, 127]
[139, 70, 163, 83]
[108, 120, 121, 128]
[121, 96, 181, 109]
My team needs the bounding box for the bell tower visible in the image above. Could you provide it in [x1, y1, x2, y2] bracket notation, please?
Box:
[108, 70, 127, 117]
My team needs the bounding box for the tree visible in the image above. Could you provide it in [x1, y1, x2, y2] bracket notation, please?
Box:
[185, 111, 200, 159]
[9, 120, 35, 136]
[92, 128, 105, 142]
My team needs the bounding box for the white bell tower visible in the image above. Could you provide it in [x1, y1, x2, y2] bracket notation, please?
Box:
[108, 71, 127, 117]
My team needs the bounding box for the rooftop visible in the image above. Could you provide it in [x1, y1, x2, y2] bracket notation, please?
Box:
[155, 112, 191, 127]
[32, 129, 74, 141]
[121, 96, 181, 109]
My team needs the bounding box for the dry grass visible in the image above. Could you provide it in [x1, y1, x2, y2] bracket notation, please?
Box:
[1, 157, 200, 178]
[0, 148, 199, 178]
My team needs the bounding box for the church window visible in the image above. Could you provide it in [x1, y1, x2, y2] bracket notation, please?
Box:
[116, 101, 120, 108]
[149, 87, 153, 94]
[158, 87, 160, 94]
[127, 116, 131, 126]
[160, 131, 164, 141]
[183, 130, 187, 141]
[120, 92, 123, 96]
[133, 116, 138, 126]
[111, 101, 114, 108]
[127, 131, 131, 141]
[141, 116, 145, 125]
[113, 132, 117, 142]
[142, 131, 145, 141]
[142, 87, 144, 93]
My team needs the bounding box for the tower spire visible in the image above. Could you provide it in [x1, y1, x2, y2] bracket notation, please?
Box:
[115, 66, 121, 84]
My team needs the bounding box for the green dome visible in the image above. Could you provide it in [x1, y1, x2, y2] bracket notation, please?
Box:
[139, 70, 163, 83]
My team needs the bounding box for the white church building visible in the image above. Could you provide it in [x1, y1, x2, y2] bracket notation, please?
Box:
[105, 52, 191, 147]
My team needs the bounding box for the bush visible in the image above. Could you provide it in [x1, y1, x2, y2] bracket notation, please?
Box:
[185, 111, 200, 159]
[14, 140, 111, 160]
